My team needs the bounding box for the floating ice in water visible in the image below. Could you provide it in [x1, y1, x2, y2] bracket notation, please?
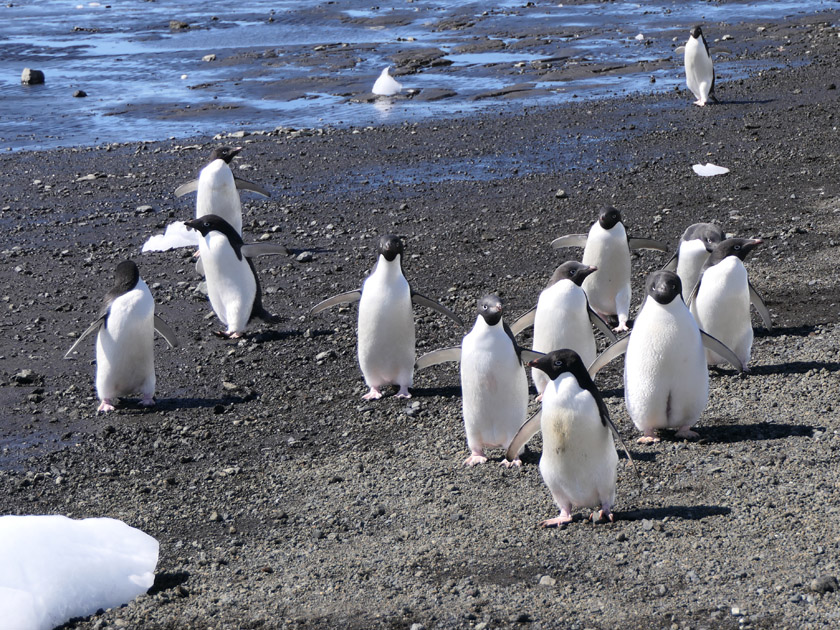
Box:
[635, 33, 645, 41]
[372, 66, 402, 96]
[692, 163, 730, 177]
[0, 515, 159, 630]
[142, 221, 201, 252]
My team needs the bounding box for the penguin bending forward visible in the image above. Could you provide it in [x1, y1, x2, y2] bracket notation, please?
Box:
[662, 222, 724, 299]
[551, 206, 667, 332]
[64, 260, 179, 412]
[311, 234, 463, 400]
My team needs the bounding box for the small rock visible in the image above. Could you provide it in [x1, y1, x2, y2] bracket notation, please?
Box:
[642, 519, 653, 531]
[222, 381, 239, 391]
[555, 189, 567, 199]
[539, 575, 556, 586]
[13, 369, 38, 385]
[315, 350, 335, 362]
[810, 576, 839, 594]
[731, 607, 741, 616]
[21, 68, 45, 85]
[135, 205, 154, 213]
[616, 532, 627, 542]
[170, 20, 189, 30]
[296, 251, 313, 263]
[73, 90, 87, 98]
[202, 54, 217, 62]
[209, 511, 221, 522]
[514, 612, 532, 623]
[410, 624, 426, 630]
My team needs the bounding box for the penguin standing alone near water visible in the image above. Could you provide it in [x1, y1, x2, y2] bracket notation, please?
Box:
[682, 26, 717, 106]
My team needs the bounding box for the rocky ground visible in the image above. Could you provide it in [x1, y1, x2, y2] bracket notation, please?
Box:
[1, 10, 840, 630]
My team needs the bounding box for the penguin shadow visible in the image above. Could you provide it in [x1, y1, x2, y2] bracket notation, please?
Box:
[248, 328, 334, 343]
[285, 246, 335, 256]
[746, 360, 840, 377]
[410, 385, 462, 399]
[713, 98, 775, 106]
[697, 421, 819, 444]
[616, 505, 730, 522]
[155, 395, 255, 411]
[755, 323, 820, 338]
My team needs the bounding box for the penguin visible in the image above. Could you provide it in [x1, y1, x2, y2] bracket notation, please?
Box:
[311, 234, 463, 400]
[416, 295, 543, 466]
[509, 262, 616, 398]
[175, 146, 270, 236]
[372, 66, 402, 96]
[588, 271, 743, 442]
[505, 349, 619, 525]
[688, 238, 769, 367]
[551, 206, 667, 332]
[662, 222, 724, 299]
[184, 214, 286, 339]
[683, 26, 717, 106]
[64, 260, 179, 412]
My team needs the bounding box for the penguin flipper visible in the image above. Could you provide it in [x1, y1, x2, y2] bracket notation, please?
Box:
[174, 179, 199, 197]
[748, 282, 772, 330]
[661, 252, 678, 272]
[415, 347, 462, 371]
[411, 293, 463, 327]
[153, 315, 180, 349]
[674, 45, 686, 54]
[195, 257, 205, 277]
[241, 244, 290, 258]
[519, 349, 545, 364]
[505, 410, 542, 463]
[550, 234, 588, 249]
[234, 177, 271, 198]
[587, 335, 630, 377]
[63, 318, 105, 358]
[628, 237, 668, 252]
[509, 307, 536, 336]
[588, 306, 617, 342]
[699, 330, 744, 372]
[310, 290, 362, 315]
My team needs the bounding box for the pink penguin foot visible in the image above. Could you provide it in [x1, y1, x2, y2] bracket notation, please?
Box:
[362, 387, 383, 400]
[501, 458, 522, 469]
[675, 426, 700, 440]
[613, 321, 630, 333]
[541, 512, 573, 528]
[590, 507, 614, 523]
[464, 451, 488, 467]
[97, 400, 115, 413]
[139, 396, 156, 408]
[395, 385, 412, 399]
[213, 330, 242, 339]
[637, 431, 660, 444]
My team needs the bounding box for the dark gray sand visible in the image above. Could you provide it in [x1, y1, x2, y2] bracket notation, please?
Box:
[2, 11, 840, 630]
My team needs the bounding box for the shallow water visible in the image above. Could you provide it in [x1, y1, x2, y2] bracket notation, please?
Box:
[0, 0, 831, 150]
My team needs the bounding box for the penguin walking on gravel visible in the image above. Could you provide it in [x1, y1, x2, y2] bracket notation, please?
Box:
[682, 26, 717, 106]
[416, 295, 542, 466]
[185, 215, 286, 339]
[551, 206, 667, 332]
[64, 260, 179, 412]
[589, 271, 743, 442]
[688, 238, 770, 368]
[311, 234, 463, 400]
[505, 349, 624, 525]
[662, 222, 724, 299]
[175, 146, 270, 236]
[509, 262, 616, 398]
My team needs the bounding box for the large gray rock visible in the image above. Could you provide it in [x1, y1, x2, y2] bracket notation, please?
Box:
[21, 68, 45, 85]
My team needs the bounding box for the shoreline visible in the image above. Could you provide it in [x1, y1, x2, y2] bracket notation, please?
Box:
[1, 10, 840, 630]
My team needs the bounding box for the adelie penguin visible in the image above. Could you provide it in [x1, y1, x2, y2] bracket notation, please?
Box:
[662, 222, 724, 299]
[589, 271, 743, 443]
[175, 146, 270, 236]
[311, 234, 463, 400]
[688, 238, 771, 368]
[681, 26, 717, 106]
[185, 214, 286, 339]
[64, 260, 179, 412]
[509, 262, 616, 398]
[416, 294, 542, 466]
[551, 206, 667, 332]
[505, 349, 632, 525]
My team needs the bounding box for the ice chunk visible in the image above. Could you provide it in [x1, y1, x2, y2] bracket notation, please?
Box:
[142, 221, 201, 252]
[0, 515, 159, 630]
[372, 66, 402, 96]
[692, 163, 730, 177]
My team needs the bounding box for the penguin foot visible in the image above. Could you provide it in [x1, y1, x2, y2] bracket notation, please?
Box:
[540, 513, 573, 528]
[213, 330, 242, 339]
[675, 427, 699, 440]
[363, 387, 383, 400]
[464, 453, 488, 467]
[590, 508, 614, 523]
[97, 400, 116, 413]
[139, 396, 156, 408]
[395, 386, 412, 399]
[501, 458, 522, 468]
[613, 322, 630, 333]
[637, 434, 660, 444]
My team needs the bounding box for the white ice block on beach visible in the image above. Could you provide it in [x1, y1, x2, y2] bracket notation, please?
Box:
[372, 66, 402, 96]
[692, 163, 730, 177]
[0, 515, 159, 630]
[141, 221, 201, 252]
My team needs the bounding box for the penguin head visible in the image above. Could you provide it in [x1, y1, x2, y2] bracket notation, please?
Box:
[598, 206, 622, 230]
[477, 294, 504, 326]
[378, 234, 405, 262]
[185, 214, 238, 239]
[528, 348, 585, 382]
[690, 26, 703, 40]
[682, 222, 724, 252]
[708, 238, 763, 265]
[548, 261, 597, 288]
[208, 146, 242, 164]
[112, 260, 140, 293]
[646, 270, 682, 305]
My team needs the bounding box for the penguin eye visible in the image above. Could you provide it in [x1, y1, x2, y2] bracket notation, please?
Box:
[553, 360, 564, 368]
[569, 269, 576, 276]
[734, 244, 741, 250]
[482, 304, 488, 310]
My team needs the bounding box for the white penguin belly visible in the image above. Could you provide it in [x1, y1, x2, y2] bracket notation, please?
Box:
[532, 282, 596, 393]
[685, 38, 714, 104]
[96, 283, 155, 399]
[691, 258, 752, 365]
[581, 224, 630, 317]
[539, 374, 617, 509]
[357, 273, 415, 388]
[196, 160, 242, 235]
[461, 325, 528, 450]
[625, 301, 709, 432]
[200, 234, 256, 333]
[676, 240, 711, 299]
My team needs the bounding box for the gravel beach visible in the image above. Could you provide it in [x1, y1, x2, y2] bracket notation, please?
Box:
[1, 9, 840, 630]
